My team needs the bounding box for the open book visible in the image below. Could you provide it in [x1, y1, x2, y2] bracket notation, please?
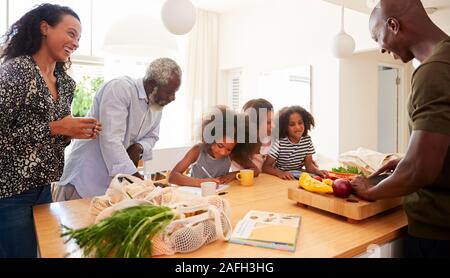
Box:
[229, 210, 301, 252]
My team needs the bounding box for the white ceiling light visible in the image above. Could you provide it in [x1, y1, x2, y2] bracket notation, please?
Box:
[332, 0, 355, 59]
[161, 0, 197, 35]
[103, 15, 178, 58]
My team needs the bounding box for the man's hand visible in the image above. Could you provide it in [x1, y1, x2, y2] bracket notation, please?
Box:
[369, 158, 401, 178]
[132, 171, 144, 180]
[351, 176, 374, 201]
[127, 143, 144, 167]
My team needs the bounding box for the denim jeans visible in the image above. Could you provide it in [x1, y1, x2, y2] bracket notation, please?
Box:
[0, 185, 52, 258]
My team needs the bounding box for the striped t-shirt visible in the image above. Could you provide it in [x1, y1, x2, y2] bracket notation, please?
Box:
[268, 136, 315, 171]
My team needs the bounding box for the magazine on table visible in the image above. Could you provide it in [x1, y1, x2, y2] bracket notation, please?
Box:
[229, 210, 302, 252]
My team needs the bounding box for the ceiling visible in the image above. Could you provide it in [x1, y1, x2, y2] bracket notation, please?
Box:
[192, 0, 262, 13]
[321, 0, 450, 15]
[191, 0, 450, 32]
[193, 0, 450, 15]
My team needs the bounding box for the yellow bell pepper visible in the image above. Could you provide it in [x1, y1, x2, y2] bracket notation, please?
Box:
[298, 173, 333, 194]
[323, 179, 334, 187]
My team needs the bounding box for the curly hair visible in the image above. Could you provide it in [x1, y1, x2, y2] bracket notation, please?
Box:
[0, 3, 80, 72]
[242, 98, 273, 129]
[144, 57, 182, 86]
[201, 106, 256, 162]
[278, 106, 315, 138]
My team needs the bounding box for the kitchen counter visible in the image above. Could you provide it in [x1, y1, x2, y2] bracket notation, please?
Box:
[33, 174, 407, 258]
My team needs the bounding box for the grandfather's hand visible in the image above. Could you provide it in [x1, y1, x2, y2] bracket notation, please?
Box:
[132, 171, 144, 180]
[351, 176, 374, 201]
[127, 143, 144, 167]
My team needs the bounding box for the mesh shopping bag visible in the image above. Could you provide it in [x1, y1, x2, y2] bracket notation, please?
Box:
[90, 174, 232, 256]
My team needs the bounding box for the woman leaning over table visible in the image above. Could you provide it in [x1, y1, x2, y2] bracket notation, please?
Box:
[0, 3, 101, 258]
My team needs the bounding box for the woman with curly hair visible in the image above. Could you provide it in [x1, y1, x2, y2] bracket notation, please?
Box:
[0, 3, 101, 257]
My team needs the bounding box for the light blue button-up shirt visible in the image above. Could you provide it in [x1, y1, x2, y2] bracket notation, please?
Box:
[59, 76, 162, 198]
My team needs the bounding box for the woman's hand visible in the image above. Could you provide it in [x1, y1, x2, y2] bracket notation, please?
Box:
[277, 171, 296, 180]
[50, 116, 102, 139]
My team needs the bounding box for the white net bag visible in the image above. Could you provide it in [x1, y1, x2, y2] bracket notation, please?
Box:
[90, 174, 232, 256]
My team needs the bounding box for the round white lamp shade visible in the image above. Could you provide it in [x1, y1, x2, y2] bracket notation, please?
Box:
[103, 15, 178, 58]
[161, 0, 196, 35]
[332, 31, 356, 59]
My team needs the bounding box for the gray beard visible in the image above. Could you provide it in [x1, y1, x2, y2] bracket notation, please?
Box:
[148, 86, 168, 110]
[150, 103, 163, 112]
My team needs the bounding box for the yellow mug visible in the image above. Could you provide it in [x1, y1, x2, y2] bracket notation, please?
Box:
[236, 169, 254, 186]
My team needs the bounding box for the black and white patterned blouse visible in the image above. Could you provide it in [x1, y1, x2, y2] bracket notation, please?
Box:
[0, 55, 75, 199]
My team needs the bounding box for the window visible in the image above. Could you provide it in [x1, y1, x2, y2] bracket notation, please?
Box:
[69, 58, 104, 82]
[0, 0, 7, 39]
[3, 0, 190, 150]
[228, 69, 242, 111]
[257, 66, 311, 112]
[68, 58, 104, 117]
[7, 0, 92, 56]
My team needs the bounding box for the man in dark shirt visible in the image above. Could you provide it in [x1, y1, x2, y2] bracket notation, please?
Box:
[351, 0, 450, 258]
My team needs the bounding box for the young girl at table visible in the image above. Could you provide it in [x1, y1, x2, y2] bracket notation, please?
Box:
[169, 106, 255, 187]
[262, 106, 328, 180]
[231, 98, 274, 176]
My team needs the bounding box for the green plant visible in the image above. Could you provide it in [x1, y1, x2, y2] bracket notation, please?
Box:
[72, 76, 104, 117]
[61, 205, 176, 258]
[331, 166, 363, 175]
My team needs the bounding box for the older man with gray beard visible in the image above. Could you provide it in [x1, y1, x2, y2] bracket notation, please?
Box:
[56, 58, 181, 200]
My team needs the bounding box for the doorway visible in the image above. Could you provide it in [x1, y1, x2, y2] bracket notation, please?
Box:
[377, 65, 400, 153]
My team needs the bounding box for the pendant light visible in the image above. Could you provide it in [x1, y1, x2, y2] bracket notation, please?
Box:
[331, 0, 355, 59]
[161, 0, 197, 35]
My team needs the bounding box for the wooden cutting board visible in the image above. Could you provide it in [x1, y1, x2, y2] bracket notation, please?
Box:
[288, 186, 403, 223]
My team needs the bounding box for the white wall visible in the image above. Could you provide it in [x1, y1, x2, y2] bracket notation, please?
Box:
[431, 8, 450, 35]
[217, 0, 380, 161]
[339, 50, 414, 154]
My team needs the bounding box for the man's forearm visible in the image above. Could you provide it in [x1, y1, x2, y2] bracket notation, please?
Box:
[368, 162, 424, 199]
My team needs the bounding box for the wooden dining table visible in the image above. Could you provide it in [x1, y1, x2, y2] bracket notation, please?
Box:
[33, 174, 407, 258]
